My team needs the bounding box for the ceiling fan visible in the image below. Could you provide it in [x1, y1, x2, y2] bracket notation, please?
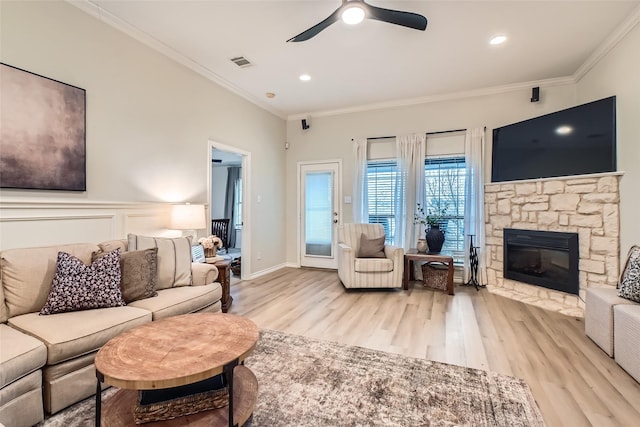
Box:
[286, 0, 427, 42]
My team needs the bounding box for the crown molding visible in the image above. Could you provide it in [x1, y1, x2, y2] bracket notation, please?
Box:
[573, 4, 640, 82]
[68, 0, 287, 120]
[287, 76, 576, 121]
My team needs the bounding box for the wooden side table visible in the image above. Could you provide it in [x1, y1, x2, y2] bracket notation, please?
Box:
[403, 249, 455, 295]
[212, 259, 233, 313]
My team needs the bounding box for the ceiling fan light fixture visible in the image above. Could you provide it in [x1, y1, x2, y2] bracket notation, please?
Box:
[489, 35, 507, 45]
[341, 5, 365, 25]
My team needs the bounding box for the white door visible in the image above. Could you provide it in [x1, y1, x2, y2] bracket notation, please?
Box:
[299, 161, 341, 269]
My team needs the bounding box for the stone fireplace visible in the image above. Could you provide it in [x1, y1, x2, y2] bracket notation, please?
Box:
[484, 172, 622, 316]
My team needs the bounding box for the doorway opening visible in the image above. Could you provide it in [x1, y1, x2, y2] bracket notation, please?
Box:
[209, 141, 250, 280]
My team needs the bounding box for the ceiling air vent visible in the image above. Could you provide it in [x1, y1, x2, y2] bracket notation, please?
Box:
[230, 56, 252, 68]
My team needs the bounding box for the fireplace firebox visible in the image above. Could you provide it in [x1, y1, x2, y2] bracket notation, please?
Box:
[503, 228, 579, 295]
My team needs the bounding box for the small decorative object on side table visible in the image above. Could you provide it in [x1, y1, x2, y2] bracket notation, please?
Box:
[209, 259, 233, 313]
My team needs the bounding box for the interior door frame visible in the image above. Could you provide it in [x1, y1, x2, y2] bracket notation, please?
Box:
[208, 139, 250, 280]
[297, 159, 342, 269]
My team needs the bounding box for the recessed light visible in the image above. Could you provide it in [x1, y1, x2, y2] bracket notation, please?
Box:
[489, 35, 507, 45]
[299, 74, 311, 82]
[556, 125, 573, 135]
[341, 5, 365, 25]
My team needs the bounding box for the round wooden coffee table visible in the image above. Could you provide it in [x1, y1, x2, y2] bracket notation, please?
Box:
[94, 313, 259, 427]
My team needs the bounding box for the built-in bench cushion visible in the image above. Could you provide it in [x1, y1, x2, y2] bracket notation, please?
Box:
[585, 287, 636, 357]
[0, 243, 99, 318]
[128, 235, 192, 290]
[8, 306, 151, 365]
[0, 324, 46, 388]
[128, 284, 221, 320]
[354, 258, 394, 273]
[613, 305, 640, 383]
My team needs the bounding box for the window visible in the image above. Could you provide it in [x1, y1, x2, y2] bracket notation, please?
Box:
[424, 157, 466, 262]
[366, 161, 397, 244]
[366, 157, 466, 263]
[233, 177, 242, 229]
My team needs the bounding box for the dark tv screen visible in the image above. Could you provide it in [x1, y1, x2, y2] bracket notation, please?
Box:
[491, 96, 616, 182]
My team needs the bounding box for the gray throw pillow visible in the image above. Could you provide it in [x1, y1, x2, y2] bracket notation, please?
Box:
[95, 248, 159, 303]
[618, 245, 640, 303]
[358, 234, 386, 258]
[127, 234, 192, 290]
[40, 249, 125, 315]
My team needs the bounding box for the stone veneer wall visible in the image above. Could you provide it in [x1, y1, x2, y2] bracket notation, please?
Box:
[484, 172, 622, 316]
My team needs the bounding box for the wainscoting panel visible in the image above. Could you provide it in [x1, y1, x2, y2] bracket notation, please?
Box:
[0, 201, 172, 250]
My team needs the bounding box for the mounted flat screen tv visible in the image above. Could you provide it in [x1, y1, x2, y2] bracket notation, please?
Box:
[491, 96, 616, 182]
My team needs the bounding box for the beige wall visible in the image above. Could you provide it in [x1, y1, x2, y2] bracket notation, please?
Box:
[284, 23, 640, 268]
[0, 1, 286, 274]
[284, 86, 578, 264]
[576, 23, 640, 257]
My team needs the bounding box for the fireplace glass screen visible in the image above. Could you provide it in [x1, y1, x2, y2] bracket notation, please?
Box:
[504, 229, 579, 295]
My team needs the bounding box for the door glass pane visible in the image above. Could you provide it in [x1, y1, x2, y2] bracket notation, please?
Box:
[305, 171, 333, 257]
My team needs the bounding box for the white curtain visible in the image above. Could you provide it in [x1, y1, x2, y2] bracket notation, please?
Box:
[352, 138, 369, 223]
[394, 134, 426, 249]
[463, 127, 486, 284]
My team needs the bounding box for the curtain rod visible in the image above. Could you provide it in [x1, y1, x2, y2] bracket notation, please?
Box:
[352, 127, 474, 141]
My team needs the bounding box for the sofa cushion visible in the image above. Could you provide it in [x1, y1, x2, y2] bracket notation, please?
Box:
[0, 324, 47, 388]
[354, 258, 394, 273]
[0, 370, 44, 427]
[358, 234, 386, 258]
[97, 239, 127, 253]
[618, 245, 640, 303]
[40, 249, 126, 315]
[128, 284, 221, 320]
[0, 243, 99, 318]
[128, 234, 192, 290]
[8, 306, 152, 365]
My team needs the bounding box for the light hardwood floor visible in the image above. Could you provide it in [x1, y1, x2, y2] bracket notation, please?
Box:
[228, 267, 640, 427]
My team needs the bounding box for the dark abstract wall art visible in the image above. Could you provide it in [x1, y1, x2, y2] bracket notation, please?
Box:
[0, 63, 86, 191]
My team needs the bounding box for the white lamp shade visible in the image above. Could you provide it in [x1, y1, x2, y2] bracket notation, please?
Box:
[171, 204, 206, 230]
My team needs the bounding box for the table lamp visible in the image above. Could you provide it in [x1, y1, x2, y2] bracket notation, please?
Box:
[170, 203, 206, 243]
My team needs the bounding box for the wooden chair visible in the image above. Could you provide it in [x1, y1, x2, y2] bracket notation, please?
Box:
[211, 218, 230, 250]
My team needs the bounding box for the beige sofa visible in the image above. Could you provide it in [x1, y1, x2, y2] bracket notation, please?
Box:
[0, 236, 222, 427]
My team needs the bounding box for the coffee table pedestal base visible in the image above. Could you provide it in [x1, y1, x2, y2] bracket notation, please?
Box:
[102, 366, 257, 427]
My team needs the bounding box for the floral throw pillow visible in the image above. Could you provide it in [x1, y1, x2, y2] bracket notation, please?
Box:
[40, 248, 126, 315]
[618, 245, 640, 303]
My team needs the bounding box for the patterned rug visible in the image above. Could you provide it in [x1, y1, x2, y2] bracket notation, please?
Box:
[40, 329, 546, 426]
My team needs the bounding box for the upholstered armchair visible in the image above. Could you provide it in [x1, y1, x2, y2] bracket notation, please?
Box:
[337, 223, 404, 289]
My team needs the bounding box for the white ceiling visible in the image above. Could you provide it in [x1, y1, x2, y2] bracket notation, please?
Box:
[77, 1, 640, 119]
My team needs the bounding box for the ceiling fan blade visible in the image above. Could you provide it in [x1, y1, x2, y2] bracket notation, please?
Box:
[287, 6, 342, 42]
[365, 4, 427, 31]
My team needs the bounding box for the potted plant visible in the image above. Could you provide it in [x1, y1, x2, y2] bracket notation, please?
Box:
[414, 202, 448, 254]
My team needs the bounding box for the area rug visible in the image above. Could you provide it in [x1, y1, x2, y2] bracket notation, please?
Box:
[39, 329, 545, 426]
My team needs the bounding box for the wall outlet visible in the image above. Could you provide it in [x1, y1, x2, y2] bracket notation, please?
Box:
[257, 252, 262, 260]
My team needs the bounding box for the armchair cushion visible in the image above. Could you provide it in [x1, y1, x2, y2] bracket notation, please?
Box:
[355, 258, 394, 273]
[358, 234, 386, 258]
